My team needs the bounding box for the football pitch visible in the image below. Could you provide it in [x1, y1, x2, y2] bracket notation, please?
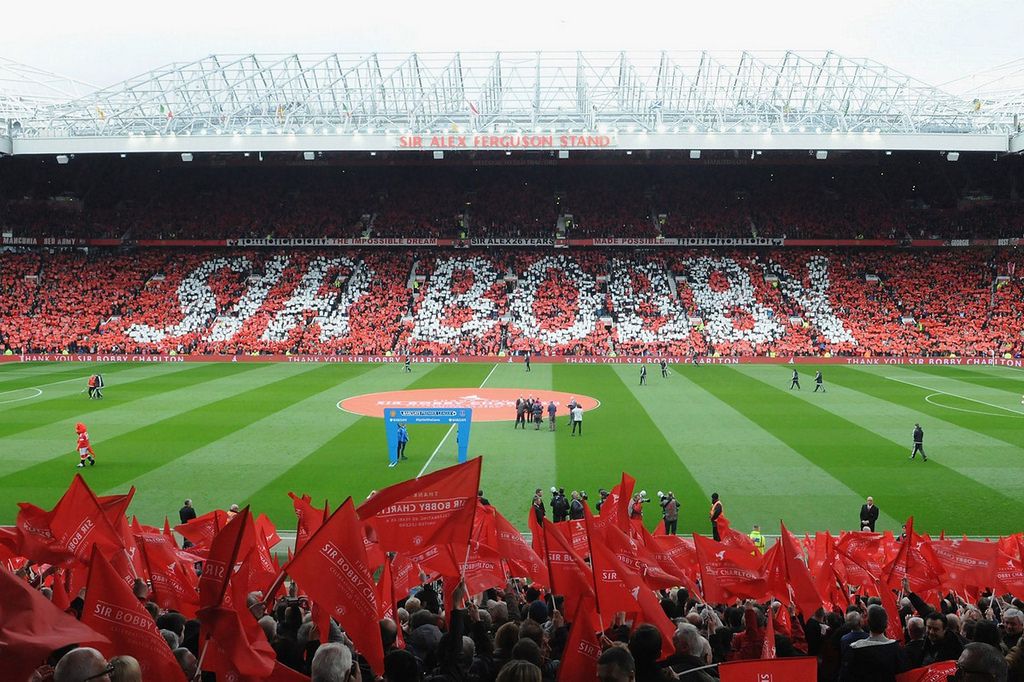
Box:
[1, 360, 1023, 536]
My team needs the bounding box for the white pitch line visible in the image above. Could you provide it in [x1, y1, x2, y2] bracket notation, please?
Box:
[416, 362, 499, 478]
[0, 375, 93, 392]
[886, 375, 1024, 416]
[0, 387, 43, 403]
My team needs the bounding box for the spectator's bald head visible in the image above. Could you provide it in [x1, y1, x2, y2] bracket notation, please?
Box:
[54, 647, 109, 682]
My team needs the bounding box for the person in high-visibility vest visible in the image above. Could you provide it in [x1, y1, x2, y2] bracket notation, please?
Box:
[749, 524, 766, 554]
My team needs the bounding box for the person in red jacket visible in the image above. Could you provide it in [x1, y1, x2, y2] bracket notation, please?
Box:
[76, 422, 96, 468]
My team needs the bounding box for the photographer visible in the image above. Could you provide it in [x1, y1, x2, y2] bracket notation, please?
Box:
[550, 487, 569, 522]
[659, 491, 679, 535]
[629, 491, 650, 520]
[595, 488, 610, 513]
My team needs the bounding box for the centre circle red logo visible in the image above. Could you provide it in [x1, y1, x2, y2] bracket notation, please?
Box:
[338, 388, 600, 422]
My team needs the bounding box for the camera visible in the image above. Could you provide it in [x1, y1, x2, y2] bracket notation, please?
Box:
[638, 490, 651, 503]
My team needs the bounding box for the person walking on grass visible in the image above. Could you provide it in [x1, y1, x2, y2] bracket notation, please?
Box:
[790, 369, 801, 390]
[814, 370, 826, 392]
[75, 422, 96, 468]
[910, 423, 928, 461]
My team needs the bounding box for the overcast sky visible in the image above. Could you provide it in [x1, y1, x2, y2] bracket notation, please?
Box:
[5, 0, 1021, 93]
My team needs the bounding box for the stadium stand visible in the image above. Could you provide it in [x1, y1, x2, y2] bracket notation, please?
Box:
[1, 248, 1023, 358]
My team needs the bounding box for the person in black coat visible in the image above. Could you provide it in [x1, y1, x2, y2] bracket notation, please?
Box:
[178, 498, 197, 524]
[922, 612, 965, 665]
[860, 496, 879, 532]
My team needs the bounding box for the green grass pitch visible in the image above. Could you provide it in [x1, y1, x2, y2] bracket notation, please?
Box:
[1, 361, 1022, 536]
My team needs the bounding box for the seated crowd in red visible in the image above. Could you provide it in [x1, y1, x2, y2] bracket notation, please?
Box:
[1, 247, 1023, 358]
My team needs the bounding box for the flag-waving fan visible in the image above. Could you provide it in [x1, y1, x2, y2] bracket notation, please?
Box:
[762, 521, 823, 618]
[285, 497, 385, 676]
[196, 507, 276, 679]
[541, 519, 594, 619]
[585, 504, 676, 648]
[556, 598, 602, 682]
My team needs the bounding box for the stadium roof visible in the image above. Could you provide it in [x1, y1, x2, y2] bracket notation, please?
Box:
[2, 50, 1022, 157]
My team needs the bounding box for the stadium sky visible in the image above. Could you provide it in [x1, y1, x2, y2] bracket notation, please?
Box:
[6, 0, 1022, 94]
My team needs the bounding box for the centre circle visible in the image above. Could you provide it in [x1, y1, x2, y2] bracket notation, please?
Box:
[338, 388, 600, 422]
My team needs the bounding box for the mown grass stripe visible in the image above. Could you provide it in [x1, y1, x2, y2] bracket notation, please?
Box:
[900, 364, 1024, 404]
[106, 363, 386, 524]
[418, 362, 559, 531]
[0, 363, 125, 392]
[840, 365, 1024, 455]
[636, 364, 898, 534]
[244, 363, 494, 525]
[0, 362, 212, 439]
[735, 365, 1024, 508]
[0, 363, 336, 516]
[686, 365, 1024, 535]
[553, 364, 707, 533]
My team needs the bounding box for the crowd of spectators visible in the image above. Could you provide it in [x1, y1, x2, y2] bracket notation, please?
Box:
[2, 247, 1024, 358]
[9, 485, 1024, 682]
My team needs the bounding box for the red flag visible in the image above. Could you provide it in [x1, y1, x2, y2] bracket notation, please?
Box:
[175, 509, 230, 553]
[715, 514, 759, 555]
[761, 602, 776, 659]
[632, 521, 703, 598]
[475, 501, 547, 585]
[927, 538, 998, 591]
[134, 530, 200, 618]
[289, 492, 328, 552]
[14, 502, 72, 564]
[876, 580, 905, 642]
[995, 551, 1024, 598]
[0, 566, 110, 682]
[197, 508, 275, 678]
[46, 475, 127, 564]
[693, 534, 769, 603]
[762, 522, 823, 618]
[527, 504, 546, 570]
[808, 532, 839, 610]
[835, 531, 888, 585]
[357, 458, 481, 554]
[719, 656, 816, 681]
[376, 554, 405, 648]
[286, 497, 385, 675]
[556, 598, 602, 682]
[541, 519, 594, 619]
[895, 660, 958, 682]
[585, 505, 675, 648]
[82, 547, 185, 681]
[881, 518, 943, 593]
